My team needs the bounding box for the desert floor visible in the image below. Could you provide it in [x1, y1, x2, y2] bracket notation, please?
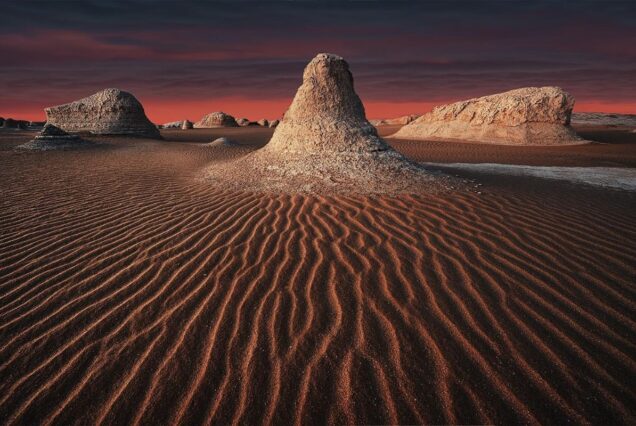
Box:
[0, 125, 635, 425]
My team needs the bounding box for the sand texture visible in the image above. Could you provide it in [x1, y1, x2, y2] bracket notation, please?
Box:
[0, 127, 635, 425]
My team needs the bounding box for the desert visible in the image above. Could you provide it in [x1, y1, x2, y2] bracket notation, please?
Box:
[1, 2, 635, 425]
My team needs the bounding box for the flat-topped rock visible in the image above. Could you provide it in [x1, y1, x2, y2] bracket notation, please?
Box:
[205, 53, 457, 194]
[194, 112, 238, 128]
[45, 88, 160, 139]
[391, 87, 583, 145]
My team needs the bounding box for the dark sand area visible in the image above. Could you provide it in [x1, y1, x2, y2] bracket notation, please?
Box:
[0, 126, 635, 424]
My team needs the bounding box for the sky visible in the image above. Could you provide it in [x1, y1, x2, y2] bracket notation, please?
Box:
[1, 0, 635, 123]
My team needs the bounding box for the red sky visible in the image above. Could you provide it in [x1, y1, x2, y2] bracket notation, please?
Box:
[7, 99, 636, 125]
[1, 2, 635, 123]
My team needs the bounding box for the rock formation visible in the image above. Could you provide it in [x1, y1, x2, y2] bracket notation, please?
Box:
[2, 118, 28, 129]
[45, 88, 160, 138]
[205, 53, 455, 194]
[391, 87, 583, 145]
[181, 120, 193, 130]
[194, 112, 238, 128]
[571, 112, 636, 127]
[237, 118, 251, 127]
[161, 121, 183, 129]
[257, 119, 269, 127]
[17, 124, 91, 150]
[372, 115, 420, 126]
[268, 119, 280, 128]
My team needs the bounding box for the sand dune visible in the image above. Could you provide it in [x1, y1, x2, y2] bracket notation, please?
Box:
[1, 130, 635, 424]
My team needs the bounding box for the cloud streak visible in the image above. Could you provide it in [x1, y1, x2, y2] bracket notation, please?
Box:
[1, 1, 634, 121]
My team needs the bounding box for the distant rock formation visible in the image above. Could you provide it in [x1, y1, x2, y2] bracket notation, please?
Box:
[571, 112, 636, 127]
[181, 120, 193, 130]
[17, 124, 91, 150]
[2, 118, 28, 129]
[205, 53, 455, 194]
[268, 119, 280, 128]
[391, 87, 583, 145]
[257, 119, 269, 127]
[236, 118, 251, 127]
[194, 112, 238, 128]
[45, 88, 160, 138]
[161, 121, 183, 129]
[372, 115, 420, 126]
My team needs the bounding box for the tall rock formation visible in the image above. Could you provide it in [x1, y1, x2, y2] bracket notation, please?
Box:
[206, 53, 454, 194]
[391, 87, 582, 145]
[45, 88, 160, 138]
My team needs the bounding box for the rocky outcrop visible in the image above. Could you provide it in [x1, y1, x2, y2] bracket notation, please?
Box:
[391, 87, 582, 145]
[236, 118, 251, 127]
[181, 120, 193, 130]
[257, 119, 269, 127]
[17, 124, 91, 150]
[268, 119, 280, 128]
[205, 53, 455, 194]
[2, 118, 28, 129]
[45, 88, 160, 138]
[571, 112, 636, 127]
[194, 112, 238, 128]
[372, 115, 420, 126]
[161, 121, 183, 129]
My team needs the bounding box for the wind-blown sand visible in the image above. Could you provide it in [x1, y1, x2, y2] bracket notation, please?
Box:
[0, 127, 635, 424]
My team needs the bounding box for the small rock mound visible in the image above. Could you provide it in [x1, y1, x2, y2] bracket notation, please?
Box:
[194, 112, 238, 128]
[268, 119, 280, 128]
[257, 119, 269, 127]
[391, 87, 583, 145]
[16, 124, 92, 150]
[181, 120, 193, 130]
[236, 118, 251, 127]
[45, 88, 160, 138]
[205, 53, 456, 195]
[207, 137, 238, 147]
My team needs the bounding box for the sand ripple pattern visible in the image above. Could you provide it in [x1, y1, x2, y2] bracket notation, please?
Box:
[0, 145, 635, 425]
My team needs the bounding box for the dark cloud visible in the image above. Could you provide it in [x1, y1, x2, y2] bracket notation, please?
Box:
[1, 0, 635, 119]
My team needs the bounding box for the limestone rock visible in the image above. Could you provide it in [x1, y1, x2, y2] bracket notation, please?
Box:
[373, 115, 420, 126]
[194, 112, 238, 128]
[181, 120, 193, 130]
[257, 119, 269, 127]
[162, 121, 183, 129]
[205, 53, 456, 194]
[17, 124, 91, 150]
[237, 118, 251, 127]
[45, 88, 160, 138]
[571, 112, 636, 127]
[268, 119, 280, 128]
[391, 87, 582, 145]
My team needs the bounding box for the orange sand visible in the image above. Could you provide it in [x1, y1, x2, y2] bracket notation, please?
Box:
[0, 127, 634, 424]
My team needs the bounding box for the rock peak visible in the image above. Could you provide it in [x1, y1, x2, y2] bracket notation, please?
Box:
[264, 53, 385, 154]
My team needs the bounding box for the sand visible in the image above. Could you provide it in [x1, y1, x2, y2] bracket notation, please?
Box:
[0, 126, 635, 424]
